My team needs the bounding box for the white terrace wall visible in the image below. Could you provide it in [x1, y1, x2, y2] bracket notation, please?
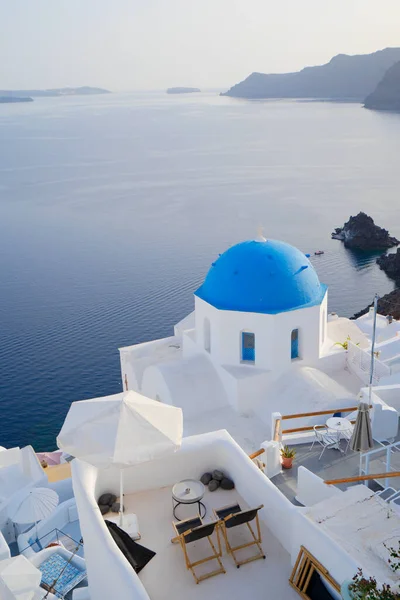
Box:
[292, 508, 362, 589]
[72, 431, 298, 600]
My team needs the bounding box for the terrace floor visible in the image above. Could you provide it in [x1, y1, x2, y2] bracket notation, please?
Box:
[272, 430, 400, 505]
[123, 486, 299, 600]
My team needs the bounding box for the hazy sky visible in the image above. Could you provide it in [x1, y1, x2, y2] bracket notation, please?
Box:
[1, 0, 399, 91]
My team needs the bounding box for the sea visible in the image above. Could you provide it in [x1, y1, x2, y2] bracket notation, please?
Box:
[0, 91, 400, 451]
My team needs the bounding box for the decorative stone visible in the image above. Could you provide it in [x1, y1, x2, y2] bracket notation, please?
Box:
[99, 504, 109, 515]
[220, 477, 235, 490]
[212, 470, 224, 481]
[98, 493, 116, 506]
[208, 479, 220, 492]
[111, 502, 123, 513]
[200, 472, 212, 486]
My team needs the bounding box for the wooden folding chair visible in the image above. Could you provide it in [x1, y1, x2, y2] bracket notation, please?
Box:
[214, 503, 266, 568]
[171, 515, 226, 584]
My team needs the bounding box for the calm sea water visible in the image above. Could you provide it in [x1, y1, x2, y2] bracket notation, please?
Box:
[0, 92, 400, 451]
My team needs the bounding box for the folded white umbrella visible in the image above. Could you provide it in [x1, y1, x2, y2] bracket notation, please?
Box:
[57, 390, 183, 525]
[0, 555, 41, 600]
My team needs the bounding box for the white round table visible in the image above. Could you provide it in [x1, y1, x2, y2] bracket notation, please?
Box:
[172, 479, 206, 521]
[326, 417, 353, 433]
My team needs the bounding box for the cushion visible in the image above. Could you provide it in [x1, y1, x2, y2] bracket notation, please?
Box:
[212, 470, 224, 481]
[99, 504, 109, 515]
[111, 502, 123, 513]
[208, 479, 220, 492]
[200, 472, 212, 486]
[68, 504, 79, 523]
[220, 477, 235, 490]
[98, 493, 116, 506]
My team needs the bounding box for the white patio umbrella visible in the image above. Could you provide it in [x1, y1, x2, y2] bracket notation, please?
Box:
[57, 390, 183, 526]
[9, 488, 59, 543]
[0, 555, 41, 600]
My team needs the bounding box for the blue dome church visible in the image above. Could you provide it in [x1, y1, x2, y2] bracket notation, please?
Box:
[193, 236, 328, 375]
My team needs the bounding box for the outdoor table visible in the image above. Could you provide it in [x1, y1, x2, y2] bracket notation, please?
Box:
[172, 479, 206, 521]
[326, 417, 353, 433]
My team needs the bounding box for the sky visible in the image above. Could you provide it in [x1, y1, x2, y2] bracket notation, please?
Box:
[1, 0, 399, 91]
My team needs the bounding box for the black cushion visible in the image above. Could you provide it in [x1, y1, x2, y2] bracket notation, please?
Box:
[200, 472, 212, 486]
[208, 479, 220, 492]
[105, 520, 156, 574]
[99, 504, 109, 515]
[220, 477, 235, 490]
[212, 470, 224, 481]
[98, 493, 117, 506]
[111, 502, 123, 513]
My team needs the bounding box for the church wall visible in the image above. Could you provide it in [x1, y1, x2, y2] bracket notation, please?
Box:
[195, 293, 327, 373]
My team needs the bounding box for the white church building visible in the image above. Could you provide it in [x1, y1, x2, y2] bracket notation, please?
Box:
[119, 236, 399, 452]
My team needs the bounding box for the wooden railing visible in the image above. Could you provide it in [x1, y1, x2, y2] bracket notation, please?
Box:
[280, 405, 371, 436]
[248, 404, 371, 461]
[324, 471, 400, 485]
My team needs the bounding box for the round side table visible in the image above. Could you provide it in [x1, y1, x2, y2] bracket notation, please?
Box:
[172, 479, 206, 521]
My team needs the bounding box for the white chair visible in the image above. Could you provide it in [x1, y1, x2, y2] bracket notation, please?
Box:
[310, 426, 339, 460]
[341, 426, 354, 454]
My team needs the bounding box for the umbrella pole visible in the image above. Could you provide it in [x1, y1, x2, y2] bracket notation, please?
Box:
[119, 469, 124, 528]
[368, 294, 379, 405]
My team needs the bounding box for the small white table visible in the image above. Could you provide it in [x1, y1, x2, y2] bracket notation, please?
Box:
[326, 417, 353, 433]
[172, 479, 206, 521]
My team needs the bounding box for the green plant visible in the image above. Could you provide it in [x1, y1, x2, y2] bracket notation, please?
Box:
[349, 568, 399, 599]
[280, 445, 296, 459]
[334, 336, 360, 351]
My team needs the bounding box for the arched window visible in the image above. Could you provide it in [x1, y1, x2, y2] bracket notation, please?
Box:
[204, 318, 211, 353]
[291, 329, 299, 360]
[241, 331, 255, 363]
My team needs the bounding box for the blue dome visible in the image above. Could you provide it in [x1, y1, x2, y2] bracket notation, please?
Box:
[195, 239, 327, 314]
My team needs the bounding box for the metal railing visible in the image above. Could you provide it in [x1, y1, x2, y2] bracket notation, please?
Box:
[360, 439, 400, 489]
[347, 340, 391, 385]
[20, 526, 83, 555]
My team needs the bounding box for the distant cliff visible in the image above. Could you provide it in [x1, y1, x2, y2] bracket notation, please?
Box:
[0, 87, 110, 98]
[222, 48, 400, 100]
[364, 61, 400, 111]
[0, 96, 33, 104]
[167, 87, 201, 94]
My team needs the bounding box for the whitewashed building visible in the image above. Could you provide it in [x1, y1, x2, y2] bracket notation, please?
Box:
[119, 236, 398, 450]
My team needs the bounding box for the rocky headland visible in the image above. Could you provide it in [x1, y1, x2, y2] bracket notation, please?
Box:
[364, 60, 400, 112]
[221, 48, 400, 100]
[0, 87, 110, 98]
[166, 87, 201, 94]
[0, 96, 33, 103]
[353, 288, 400, 320]
[332, 212, 399, 251]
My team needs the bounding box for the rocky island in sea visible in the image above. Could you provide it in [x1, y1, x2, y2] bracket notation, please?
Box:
[166, 87, 200, 94]
[0, 87, 110, 98]
[221, 48, 400, 100]
[332, 212, 399, 250]
[0, 96, 33, 103]
[377, 249, 400, 280]
[364, 60, 400, 112]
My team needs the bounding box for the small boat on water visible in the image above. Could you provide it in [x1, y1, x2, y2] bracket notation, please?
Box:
[314, 250, 324, 255]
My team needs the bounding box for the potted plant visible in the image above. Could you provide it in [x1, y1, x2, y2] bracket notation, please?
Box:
[280, 445, 296, 469]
